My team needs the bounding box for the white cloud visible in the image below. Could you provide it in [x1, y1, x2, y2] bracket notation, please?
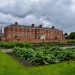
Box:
[71, 0, 75, 12]
[0, 0, 75, 33]
[0, 0, 15, 6]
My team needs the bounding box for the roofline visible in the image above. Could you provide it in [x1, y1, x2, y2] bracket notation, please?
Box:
[4, 24, 63, 32]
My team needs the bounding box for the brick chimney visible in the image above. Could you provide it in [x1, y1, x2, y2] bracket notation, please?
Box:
[39, 24, 42, 27]
[15, 22, 18, 25]
[31, 24, 35, 27]
[52, 26, 54, 29]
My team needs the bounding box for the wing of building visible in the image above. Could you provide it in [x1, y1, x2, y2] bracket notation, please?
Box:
[0, 22, 65, 43]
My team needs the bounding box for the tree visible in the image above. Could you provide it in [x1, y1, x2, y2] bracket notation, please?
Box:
[69, 32, 75, 39]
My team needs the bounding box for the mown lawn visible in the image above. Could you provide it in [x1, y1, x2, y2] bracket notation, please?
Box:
[0, 50, 75, 75]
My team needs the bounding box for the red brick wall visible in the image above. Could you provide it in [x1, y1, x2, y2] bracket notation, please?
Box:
[4, 25, 65, 43]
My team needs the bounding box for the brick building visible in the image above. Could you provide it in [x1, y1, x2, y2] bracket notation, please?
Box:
[0, 22, 65, 43]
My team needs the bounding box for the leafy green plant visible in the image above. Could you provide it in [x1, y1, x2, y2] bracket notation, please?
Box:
[12, 46, 75, 65]
[0, 42, 32, 48]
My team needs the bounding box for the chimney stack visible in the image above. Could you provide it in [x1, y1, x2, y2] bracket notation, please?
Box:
[52, 26, 54, 29]
[39, 24, 42, 27]
[15, 22, 18, 25]
[31, 24, 35, 27]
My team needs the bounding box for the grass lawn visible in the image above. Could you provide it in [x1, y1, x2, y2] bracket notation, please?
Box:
[0, 50, 75, 75]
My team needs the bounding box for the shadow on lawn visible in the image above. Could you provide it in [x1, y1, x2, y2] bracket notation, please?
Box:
[7, 52, 36, 67]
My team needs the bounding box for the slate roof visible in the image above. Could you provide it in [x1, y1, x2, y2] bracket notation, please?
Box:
[5, 23, 62, 32]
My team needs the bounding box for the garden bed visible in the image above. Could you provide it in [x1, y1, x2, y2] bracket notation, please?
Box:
[1, 50, 75, 75]
[12, 46, 75, 65]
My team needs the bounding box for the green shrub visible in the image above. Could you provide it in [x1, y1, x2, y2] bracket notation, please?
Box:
[67, 40, 75, 43]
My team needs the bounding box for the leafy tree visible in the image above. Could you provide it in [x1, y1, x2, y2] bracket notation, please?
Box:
[69, 32, 75, 39]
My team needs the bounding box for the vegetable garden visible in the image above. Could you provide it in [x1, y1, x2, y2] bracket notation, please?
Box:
[0, 42, 75, 65]
[12, 46, 75, 65]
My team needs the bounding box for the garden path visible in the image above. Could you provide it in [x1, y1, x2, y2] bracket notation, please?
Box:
[1, 49, 12, 53]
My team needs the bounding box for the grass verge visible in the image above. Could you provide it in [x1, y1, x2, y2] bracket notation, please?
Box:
[0, 50, 75, 75]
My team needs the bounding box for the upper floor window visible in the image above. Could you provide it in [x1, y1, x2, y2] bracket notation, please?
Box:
[19, 28, 22, 32]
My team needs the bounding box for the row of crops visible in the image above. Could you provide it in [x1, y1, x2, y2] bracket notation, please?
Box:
[0, 42, 32, 48]
[0, 42, 75, 65]
[0, 42, 75, 49]
[12, 47, 75, 65]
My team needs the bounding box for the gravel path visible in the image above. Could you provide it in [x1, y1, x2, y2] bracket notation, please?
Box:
[61, 46, 75, 49]
[1, 49, 12, 53]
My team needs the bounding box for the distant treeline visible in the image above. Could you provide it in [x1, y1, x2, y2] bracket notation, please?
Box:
[65, 32, 75, 39]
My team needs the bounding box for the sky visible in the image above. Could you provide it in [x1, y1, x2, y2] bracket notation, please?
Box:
[0, 0, 75, 33]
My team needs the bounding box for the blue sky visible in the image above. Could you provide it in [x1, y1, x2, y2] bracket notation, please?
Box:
[0, 0, 75, 33]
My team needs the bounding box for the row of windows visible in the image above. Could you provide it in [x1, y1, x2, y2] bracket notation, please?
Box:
[6, 28, 63, 38]
[7, 36, 62, 40]
[7, 29, 62, 35]
[8, 31, 62, 35]
[7, 28, 62, 33]
[7, 32, 63, 38]
[7, 28, 35, 32]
